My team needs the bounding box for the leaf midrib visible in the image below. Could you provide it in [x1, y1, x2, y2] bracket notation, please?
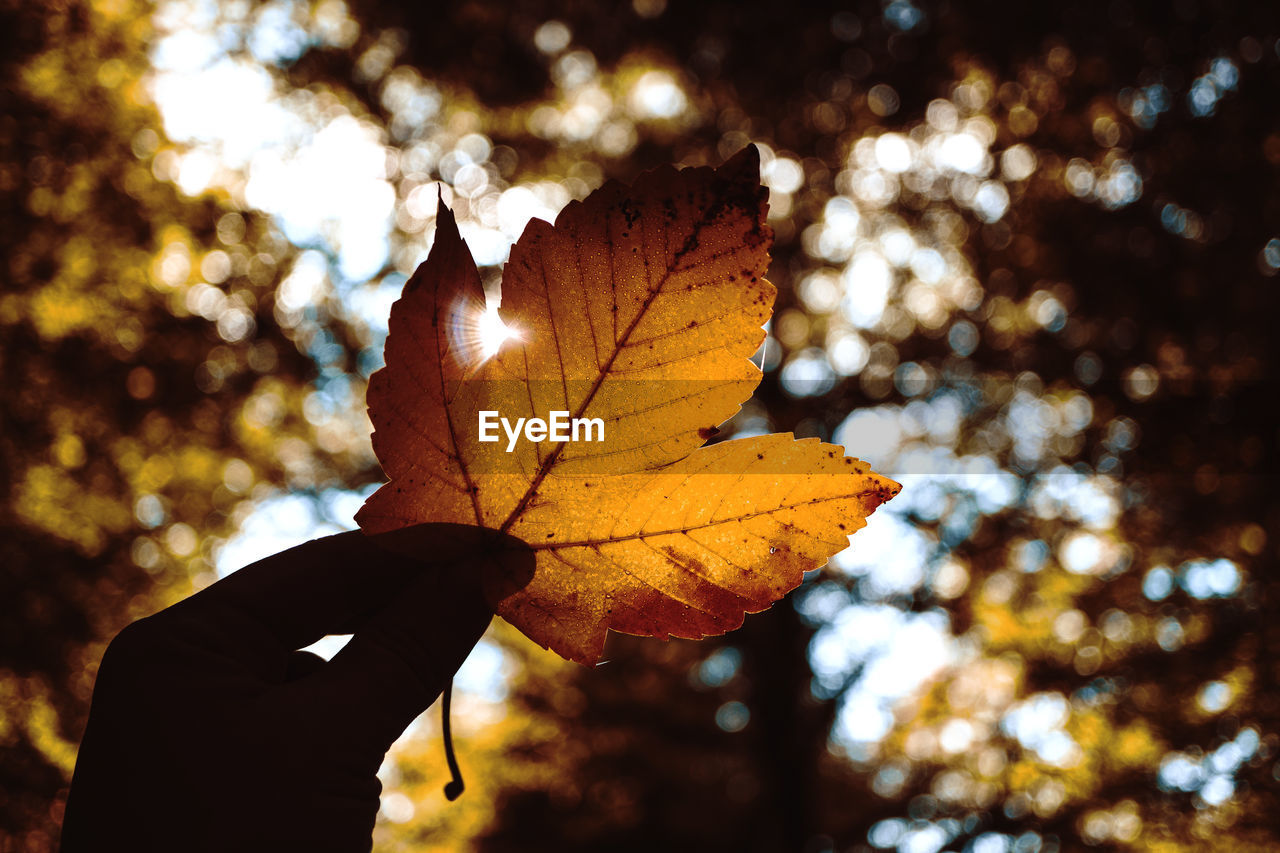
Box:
[496, 191, 744, 535]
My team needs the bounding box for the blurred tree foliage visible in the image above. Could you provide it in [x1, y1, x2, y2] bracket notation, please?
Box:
[3, 1, 1279, 851]
[0, 0, 363, 846]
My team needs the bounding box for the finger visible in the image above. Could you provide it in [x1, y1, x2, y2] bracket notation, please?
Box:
[286, 650, 328, 682]
[279, 544, 528, 752]
[173, 525, 496, 654]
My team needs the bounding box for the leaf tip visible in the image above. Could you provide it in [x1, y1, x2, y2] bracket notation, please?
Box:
[434, 193, 460, 242]
[722, 143, 761, 181]
[870, 473, 904, 511]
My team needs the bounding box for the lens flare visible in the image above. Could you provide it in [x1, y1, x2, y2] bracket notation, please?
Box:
[448, 295, 518, 368]
[477, 303, 514, 358]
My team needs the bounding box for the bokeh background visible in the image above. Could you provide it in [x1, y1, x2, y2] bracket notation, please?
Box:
[4, 0, 1280, 850]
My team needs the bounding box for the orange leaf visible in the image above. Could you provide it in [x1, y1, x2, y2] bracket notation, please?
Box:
[358, 147, 900, 664]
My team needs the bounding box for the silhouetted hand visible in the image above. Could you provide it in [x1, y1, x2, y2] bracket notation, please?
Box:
[60, 527, 505, 853]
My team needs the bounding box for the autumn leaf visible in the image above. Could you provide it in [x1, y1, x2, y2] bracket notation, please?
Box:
[357, 146, 900, 664]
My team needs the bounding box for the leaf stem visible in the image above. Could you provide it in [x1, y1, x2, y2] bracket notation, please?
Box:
[442, 678, 464, 801]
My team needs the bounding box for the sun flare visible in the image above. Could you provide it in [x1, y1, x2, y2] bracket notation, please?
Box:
[448, 295, 518, 368]
[477, 302, 516, 358]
